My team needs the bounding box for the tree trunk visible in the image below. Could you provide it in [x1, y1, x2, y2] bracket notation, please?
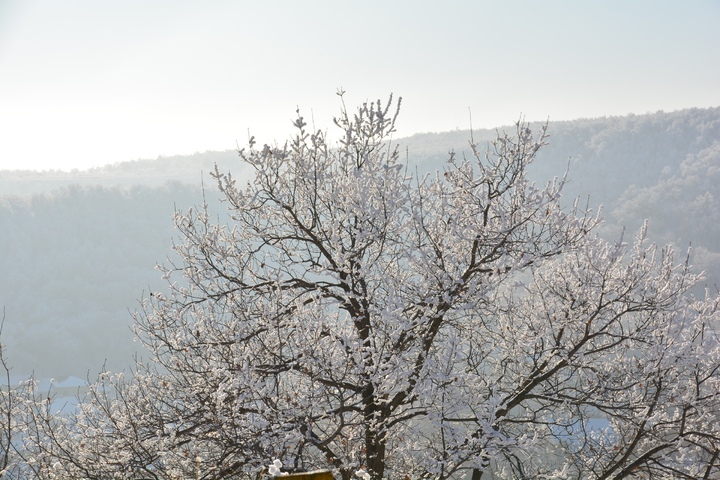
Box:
[366, 431, 387, 480]
[364, 400, 387, 480]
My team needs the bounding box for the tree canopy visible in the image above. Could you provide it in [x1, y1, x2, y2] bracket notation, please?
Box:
[3, 95, 720, 479]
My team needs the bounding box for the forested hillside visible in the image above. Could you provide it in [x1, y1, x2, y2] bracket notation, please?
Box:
[0, 106, 718, 379]
[0, 183, 220, 376]
[402, 107, 720, 290]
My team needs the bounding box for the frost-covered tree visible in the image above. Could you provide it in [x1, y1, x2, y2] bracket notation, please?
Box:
[0, 314, 14, 476]
[17, 95, 720, 479]
[1, 314, 53, 479]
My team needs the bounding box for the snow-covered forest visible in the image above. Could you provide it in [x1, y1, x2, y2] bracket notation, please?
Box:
[0, 107, 718, 380]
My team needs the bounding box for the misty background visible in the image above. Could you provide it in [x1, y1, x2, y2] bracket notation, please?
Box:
[1, 106, 718, 380]
[2, 1, 718, 172]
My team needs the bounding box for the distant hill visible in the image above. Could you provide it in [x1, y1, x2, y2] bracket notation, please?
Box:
[0, 149, 247, 196]
[1, 106, 718, 378]
[397, 107, 720, 290]
[398, 107, 720, 213]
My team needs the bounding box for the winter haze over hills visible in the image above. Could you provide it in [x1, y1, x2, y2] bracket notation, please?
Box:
[1, 106, 719, 379]
[1, 1, 718, 172]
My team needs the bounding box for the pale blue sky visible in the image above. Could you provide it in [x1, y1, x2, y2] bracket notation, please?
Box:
[1, 0, 718, 171]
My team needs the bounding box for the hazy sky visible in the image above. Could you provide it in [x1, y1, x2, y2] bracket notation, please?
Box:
[1, 0, 718, 172]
